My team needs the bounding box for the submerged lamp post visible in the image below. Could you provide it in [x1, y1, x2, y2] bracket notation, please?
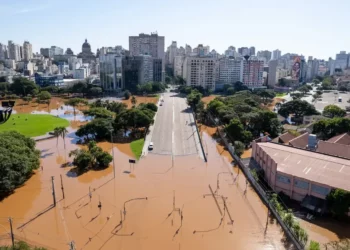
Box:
[0, 101, 15, 125]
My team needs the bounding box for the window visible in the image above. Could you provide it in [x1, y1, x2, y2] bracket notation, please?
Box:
[276, 174, 291, 184]
[311, 184, 330, 195]
[294, 179, 309, 190]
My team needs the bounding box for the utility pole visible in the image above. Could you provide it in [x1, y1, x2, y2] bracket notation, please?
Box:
[9, 217, 14, 248]
[60, 174, 65, 199]
[110, 129, 116, 178]
[51, 176, 56, 206]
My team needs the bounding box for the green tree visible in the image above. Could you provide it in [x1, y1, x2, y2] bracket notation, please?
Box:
[131, 96, 137, 107]
[138, 102, 158, 112]
[69, 149, 93, 171]
[313, 117, 350, 140]
[124, 90, 131, 100]
[254, 89, 276, 104]
[83, 107, 114, 119]
[87, 141, 112, 169]
[76, 118, 113, 141]
[0, 131, 40, 197]
[233, 141, 245, 157]
[64, 98, 88, 116]
[22, 95, 32, 104]
[175, 76, 186, 85]
[226, 87, 235, 95]
[226, 118, 252, 144]
[233, 81, 248, 92]
[10, 77, 39, 96]
[0, 82, 9, 94]
[0, 76, 7, 83]
[278, 99, 319, 119]
[36, 91, 51, 103]
[187, 89, 203, 112]
[54, 126, 69, 163]
[165, 76, 171, 85]
[307, 241, 320, 250]
[312, 79, 320, 84]
[87, 87, 102, 97]
[71, 81, 88, 96]
[107, 102, 128, 114]
[323, 105, 346, 118]
[297, 85, 311, 95]
[326, 189, 350, 218]
[290, 92, 304, 100]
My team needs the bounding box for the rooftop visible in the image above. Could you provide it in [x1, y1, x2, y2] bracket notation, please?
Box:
[289, 132, 309, 149]
[327, 133, 350, 145]
[317, 140, 350, 159]
[258, 142, 350, 191]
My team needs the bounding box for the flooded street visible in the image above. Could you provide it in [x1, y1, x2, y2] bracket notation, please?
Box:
[0, 129, 294, 250]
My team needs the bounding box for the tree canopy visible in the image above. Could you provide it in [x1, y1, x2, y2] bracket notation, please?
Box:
[36, 91, 51, 103]
[0, 131, 40, 198]
[187, 89, 203, 112]
[322, 105, 346, 118]
[83, 107, 114, 119]
[64, 98, 88, 115]
[326, 189, 350, 219]
[278, 99, 319, 119]
[10, 77, 39, 96]
[76, 118, 113, 141]
[312, 117, 350, 140]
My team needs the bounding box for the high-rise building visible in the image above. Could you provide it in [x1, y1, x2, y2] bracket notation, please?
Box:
[249, 47, 256, 56]
[242, 57, 264, 88]
[77, 39, 96, 63]
[23, 41, 33, 61]
[178, 46, 185, 56]
[218, 57, 243, 84]
[0, 43, 7, 60]
[335, 51, 348, 70]
[153, 59, 162, 82]
[8, 40, 21, 61]
[100, 53, 123, 91]
[328, 58, 335, 76]
[129, 33, 165, 59]
[268, 60, 278, 87]
[257, 50, 272, 63]
[50, 46, 64, 56]
[225, 46, 236, 57]
[174, 56, 185, 77]
[168, 41, 178, 66]
[40, 48, 52, 58]
[238, 47, 249, 56]
[272, 49, 281, 60]
[122, 55, 153, 91]
[183, 57, 216, 90]
[185, 44, 192, 56]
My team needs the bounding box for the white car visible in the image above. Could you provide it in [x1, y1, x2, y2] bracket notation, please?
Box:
[148, 142, 154, 150]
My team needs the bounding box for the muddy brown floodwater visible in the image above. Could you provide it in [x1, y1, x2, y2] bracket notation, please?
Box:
[0, 127, 296, 249]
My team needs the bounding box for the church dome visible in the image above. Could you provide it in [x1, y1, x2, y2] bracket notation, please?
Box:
[82, 39, 90, 49]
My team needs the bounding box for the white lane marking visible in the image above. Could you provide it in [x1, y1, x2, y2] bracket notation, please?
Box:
[340, 165, 345, 172]
[305, 168, 311, 175]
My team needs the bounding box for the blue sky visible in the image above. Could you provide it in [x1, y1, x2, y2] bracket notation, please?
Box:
[1, 0, 349, 60]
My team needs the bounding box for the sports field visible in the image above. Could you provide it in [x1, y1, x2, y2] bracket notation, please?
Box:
[0, 114, 69, 137]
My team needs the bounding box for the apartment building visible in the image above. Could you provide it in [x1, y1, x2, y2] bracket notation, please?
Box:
[23, 41, 33, 61]
[183, 57, 216, 90]
[242, 57, 264, 88]
[218, 57, 243, 84]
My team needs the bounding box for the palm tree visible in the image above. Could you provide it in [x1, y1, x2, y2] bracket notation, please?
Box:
[54, 127, 61, 147]
[54, 126, 69, 163]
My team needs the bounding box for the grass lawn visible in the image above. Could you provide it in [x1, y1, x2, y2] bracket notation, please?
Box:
[130, 138, 145, 159]
[0, 114, 69, 137]
[275, 92, 287, 97]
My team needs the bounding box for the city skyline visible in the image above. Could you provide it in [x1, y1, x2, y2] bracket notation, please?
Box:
[1, 0, 350, 59]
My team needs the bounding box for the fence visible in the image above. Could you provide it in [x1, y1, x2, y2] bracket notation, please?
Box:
[207, 113, 304, 250]
[192, 111, 207, 162]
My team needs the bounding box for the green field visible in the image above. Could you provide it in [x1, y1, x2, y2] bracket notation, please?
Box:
[130, 138, 145, 159]
[0, 114, 69, 137]
[275, 92, 287, 97]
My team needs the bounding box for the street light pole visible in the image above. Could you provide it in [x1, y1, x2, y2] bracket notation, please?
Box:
[110, 129, 116, 178]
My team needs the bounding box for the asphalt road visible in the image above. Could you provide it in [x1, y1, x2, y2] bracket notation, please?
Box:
[148, 91, 202, 157]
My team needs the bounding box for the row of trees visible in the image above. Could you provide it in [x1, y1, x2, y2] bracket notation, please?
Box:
[186, 89, 281, 156]
[76, 99, 157, 142]
[313, 117, 350, 140]
[0, 131, 40, 198]
[0, 78, 103, 99]
[136, 82, 166, 94]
